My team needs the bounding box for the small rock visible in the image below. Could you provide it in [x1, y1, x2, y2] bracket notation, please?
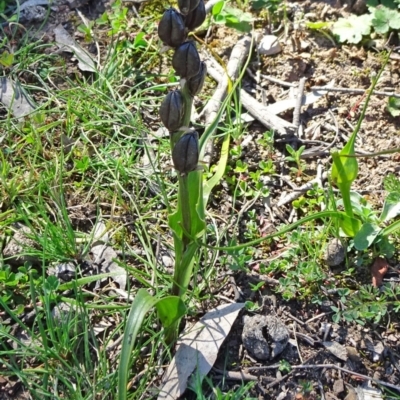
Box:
[258, 35, 281, 56]
[320, 299, 334, 312]
[242, 314, 289, 360]
[325, 393, 340, 400]
[267, 315, 290, 358]
[323, 341, 348, 361]
[344, 385, 358, 400]
[346, 346, 361, 363]
[387, 334, 397, 343]
[20, 5, 47, 22]
[66, 0, 90, 8]
[242, 315, 270, 360]
[3, 223, 39, 265]
[323, 238, 345, 267]
[333, 379, 345, 394]
[369, 341, 385, 362]
[371, 257, 389, 287]
[55, 262, 76, 282]
[51, 302, 84, 334]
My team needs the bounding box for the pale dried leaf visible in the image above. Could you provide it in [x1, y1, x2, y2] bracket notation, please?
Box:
[92, 220, 109, 244]
[355, 383, 383, 400]
[54, 24, 96, 72]
[0, 77, 35, 118]
[158, 303, 245, 400]
[91, 244, 126, 290]
[323, 341, 348, 361]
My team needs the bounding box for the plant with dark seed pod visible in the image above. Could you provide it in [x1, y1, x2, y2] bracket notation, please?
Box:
[172, 131, 199, 175]
[172, 41, 201, 80]
[158, 8, 186, 48]
[187, 61, 207, 96]
[119, 3, 256, 396]
[184, 0, 206, 31]
[159, 90, 185, 132]
[178, 0, 200, 15]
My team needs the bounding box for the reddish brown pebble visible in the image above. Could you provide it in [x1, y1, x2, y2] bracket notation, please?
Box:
[371, 257, 388, 287]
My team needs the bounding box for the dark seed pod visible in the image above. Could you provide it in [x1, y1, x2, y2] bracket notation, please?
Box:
[172, 41, 201, 79]
[178, 0, 200, 15]
[172, 131, 199, 175]
[184, 0, 206, 31]
[158, 8, 186, 48]
[159, 90, 184, 131]
[187, 61, 207, 96]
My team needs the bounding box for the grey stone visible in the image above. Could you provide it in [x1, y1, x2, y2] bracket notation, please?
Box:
[323, 238, 346, 267]
[242, 315, 289, 361]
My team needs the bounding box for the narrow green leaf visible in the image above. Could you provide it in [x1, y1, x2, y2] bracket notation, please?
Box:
[380, 192, 400, 222]
[58, 271, 125, 291]
[118, 289, 158, 400]
[212, 0, 225, 16]
[382, 218, 400, 237]
[118, 291, 185, 400]
[203, 131, 230, 206]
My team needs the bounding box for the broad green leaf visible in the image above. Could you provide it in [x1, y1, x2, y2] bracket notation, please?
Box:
[332, 14, 372, 43]
[387, 96, 400, 117]
[338, 214, 362, 237]
[0, 51, 14, 67]
[380, 192, 400, 222]
[372, 6, 400, 33]
[354, 222, 381, 250]
[156, 296, 187, 328]
[331, 151, 358, 187]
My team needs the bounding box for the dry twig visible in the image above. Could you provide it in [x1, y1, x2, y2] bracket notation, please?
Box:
[311, 85, 400, 99]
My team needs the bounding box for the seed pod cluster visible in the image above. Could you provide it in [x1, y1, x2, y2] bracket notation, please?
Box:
[158, 0, 206, 175]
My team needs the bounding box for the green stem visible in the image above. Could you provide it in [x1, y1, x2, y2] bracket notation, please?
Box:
[178, 174, 191, 247]
[192, 210, 345, 251]
[167, 81, 196, 344]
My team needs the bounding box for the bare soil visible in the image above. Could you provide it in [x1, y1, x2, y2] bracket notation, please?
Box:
[2, 0, 400, 399]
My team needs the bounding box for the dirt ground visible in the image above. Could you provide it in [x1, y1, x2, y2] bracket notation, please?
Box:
[2, 0, 400, 399]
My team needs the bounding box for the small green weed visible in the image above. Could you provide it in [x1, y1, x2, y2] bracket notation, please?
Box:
[331, 284, 400, 325]
[211, 0, 254, 32]
[331, 1, 400, 44]
[285, 144, 306, 177]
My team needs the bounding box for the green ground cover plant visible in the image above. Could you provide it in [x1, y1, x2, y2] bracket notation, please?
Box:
[1, 0, 400, 398]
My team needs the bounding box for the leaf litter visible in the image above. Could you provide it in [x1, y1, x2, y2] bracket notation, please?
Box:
[2, 0, 400, 398]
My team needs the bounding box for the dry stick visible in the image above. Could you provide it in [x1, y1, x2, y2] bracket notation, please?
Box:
[260, 73, 298, 88]
[291, 364, 400, 392]
[249, 360, 400, 392]
[292, 77, 306, 131]
[200, 36, 252, 165]
[203, 54, 296, 137]
[311, 86, 400, 98]
[277, 172, 327, 207]
[292, 322, 304, 364]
